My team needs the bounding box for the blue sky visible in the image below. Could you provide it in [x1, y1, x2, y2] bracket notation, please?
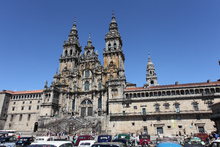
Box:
[0, 0, 220, 91]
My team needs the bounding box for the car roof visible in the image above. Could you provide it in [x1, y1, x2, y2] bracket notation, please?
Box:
[79, 135, 92, 137]
[80, 140, 96, 143]
[20, 137, 33, 139]
[212, 140, 220, 143]
[93, 142, 124, 145]
[31, 141, 72, 146]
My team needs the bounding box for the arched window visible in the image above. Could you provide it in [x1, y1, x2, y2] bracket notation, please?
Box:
[180, 90, 184, 95]
[163, 103, 170, 109]
[84, 81, 90, 91]
[98, 97, 102, 109]
[84, 70, 90, 78]
[108, 43, 111, 50]
[19, 114, 22, 121]
[174, 102, 180, 113]
[70, 49, 73, 55]
[98, 82, 102, 90]
[65, 50, 68, 56]
[205, 88, 210, 94]
[146, 93, 149, 97]
[81, 99, 93, 117]
[207, 100, 213, 109]
[114, 42, 117, 49]
[158, 91, 161, 96]
[134, 93, 137, 98]
[86, 50, 90, 56]
[154, 103, 160, 112]
[72, 99, 75, 111]
[192, 101, 199, 111]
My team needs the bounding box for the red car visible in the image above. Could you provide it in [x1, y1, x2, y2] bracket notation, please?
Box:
[139, 134, 151, 146]
[194, 133, 209, 142]
[75, 135, 94, 146]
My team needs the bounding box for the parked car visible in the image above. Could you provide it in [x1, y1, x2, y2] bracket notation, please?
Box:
[112, 139, 129, 147]
[78, 140, 96, 147]
[16, 137, 34, 146]
[74, 135, 94, 146]
[139, 134, 151, 146]
[28, 141, 73, 147]
[0, 136, 17, 147]
[35, 136, 54, 142]
[92, 142, 126, 147]
[116, 134, 130, 140]
[209, 140, 220, 147]
[194, 133, 209, 142]
[97, 135, 112, 143]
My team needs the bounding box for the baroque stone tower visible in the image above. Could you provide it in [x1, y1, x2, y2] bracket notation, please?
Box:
[103, 14, 126, 100]
[59, 22, 82, 73]
[146, 55, 158, 86]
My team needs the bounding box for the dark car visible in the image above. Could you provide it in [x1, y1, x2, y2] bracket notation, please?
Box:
[0, 136, 17, 147]
[98, 135, 112, 143]
[112, 139, 129, 147]
[92, 142, 125, 147]
[16, 137, 34, 147]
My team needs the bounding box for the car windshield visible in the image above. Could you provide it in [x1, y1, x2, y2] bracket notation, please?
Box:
[81, 143, 91, 145]
[140, 135, 150, 139]
[79, 137, 88, 139]
[20, 138, 29, 141]
[100, 137, 108, 139]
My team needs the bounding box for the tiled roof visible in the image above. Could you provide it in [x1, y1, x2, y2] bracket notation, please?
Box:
[125, 81, 220, 91]
[0, 90, 43, 94]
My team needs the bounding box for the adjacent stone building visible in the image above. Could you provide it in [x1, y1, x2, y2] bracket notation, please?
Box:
[211, 102, 220, 134]
[0, 15, 220, 136]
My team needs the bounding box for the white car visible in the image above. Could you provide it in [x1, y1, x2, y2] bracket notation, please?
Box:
[209, 139, 220, 147]
[78, 140, 96, 147]
[35, 136, 54, 142]
[29, 141, 73, 147]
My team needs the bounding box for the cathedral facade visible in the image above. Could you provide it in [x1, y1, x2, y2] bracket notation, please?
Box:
[0, 15, 220, 136]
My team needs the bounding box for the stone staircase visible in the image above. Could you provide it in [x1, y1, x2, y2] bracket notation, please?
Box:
[37, 116, 101, 136]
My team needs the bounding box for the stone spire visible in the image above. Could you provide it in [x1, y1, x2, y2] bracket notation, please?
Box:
[103, 13, 126, 86]
[59, 19, 82, 73]
[87, 33, 92, 47]
[81, 33, 99, 61]
[104, 13, 123, 52]
[109, 12, 118, 31]
[67, 21, 79, 43]
[146, 54, 158, 86]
